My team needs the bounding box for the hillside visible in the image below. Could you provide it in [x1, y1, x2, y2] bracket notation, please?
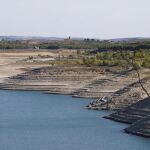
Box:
[86, 72, 150, 110]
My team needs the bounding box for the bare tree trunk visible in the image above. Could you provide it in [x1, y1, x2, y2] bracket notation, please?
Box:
[135, 69, 150, 97]
[125, 57, 150, 98]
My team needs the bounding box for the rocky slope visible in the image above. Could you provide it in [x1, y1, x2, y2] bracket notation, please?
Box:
[105, 97, 150, 123]
[73, 72, 135, 99]
[125, 115, 150, 138]
[104, 97, 150, 137]
[87, 75, 150, 110]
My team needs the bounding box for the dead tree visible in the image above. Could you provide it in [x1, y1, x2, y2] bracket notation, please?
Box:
[124, 57, 150, 98]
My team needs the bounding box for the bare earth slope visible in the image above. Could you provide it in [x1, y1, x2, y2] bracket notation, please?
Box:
[0, 67, 104, 94]
[0, 50, 58, 82]
[73, 71, 136, 99]
[87, 74, 150, 110]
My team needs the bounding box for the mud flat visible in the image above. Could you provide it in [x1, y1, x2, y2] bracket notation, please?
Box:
[0, 50, 58, 82]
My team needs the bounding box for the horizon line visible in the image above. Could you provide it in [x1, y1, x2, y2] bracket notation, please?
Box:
[0, 35, 150, 40]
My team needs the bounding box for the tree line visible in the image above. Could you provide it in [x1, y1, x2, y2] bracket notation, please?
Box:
[1, 39, 150, 51]
[82, 50, 150, 68]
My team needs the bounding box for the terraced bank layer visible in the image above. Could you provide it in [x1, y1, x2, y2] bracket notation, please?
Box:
[0, 67, 104, 94]
[87, 75, 150, 110]
[125, 115, 150, 138]
[105, 97, 150, 123]
[105, 97, 150, 137]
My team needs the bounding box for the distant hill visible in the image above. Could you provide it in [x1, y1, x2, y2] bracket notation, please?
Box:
[109, 37, 150, 42]
[1, 36, 150, 42]
[0, 36, 65, 41]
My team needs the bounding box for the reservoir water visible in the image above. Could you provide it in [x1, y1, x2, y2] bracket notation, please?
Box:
[0, 90, 149, 150]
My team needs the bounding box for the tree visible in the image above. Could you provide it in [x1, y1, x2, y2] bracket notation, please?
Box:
[121, 51, 150, 97]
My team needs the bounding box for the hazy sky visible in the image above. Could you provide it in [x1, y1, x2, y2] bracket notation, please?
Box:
[0, 0, 150, 39]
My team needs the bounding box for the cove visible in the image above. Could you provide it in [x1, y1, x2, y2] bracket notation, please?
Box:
[0, 90, 149, 150]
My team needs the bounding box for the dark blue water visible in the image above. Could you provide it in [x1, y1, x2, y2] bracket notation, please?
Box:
[0, 90, 149, 150]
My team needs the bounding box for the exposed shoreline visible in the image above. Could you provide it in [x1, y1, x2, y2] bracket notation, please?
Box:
[0, 50, 150, 138]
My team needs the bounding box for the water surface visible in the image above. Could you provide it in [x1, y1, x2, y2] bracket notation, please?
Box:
[0, 90, 149, 150]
